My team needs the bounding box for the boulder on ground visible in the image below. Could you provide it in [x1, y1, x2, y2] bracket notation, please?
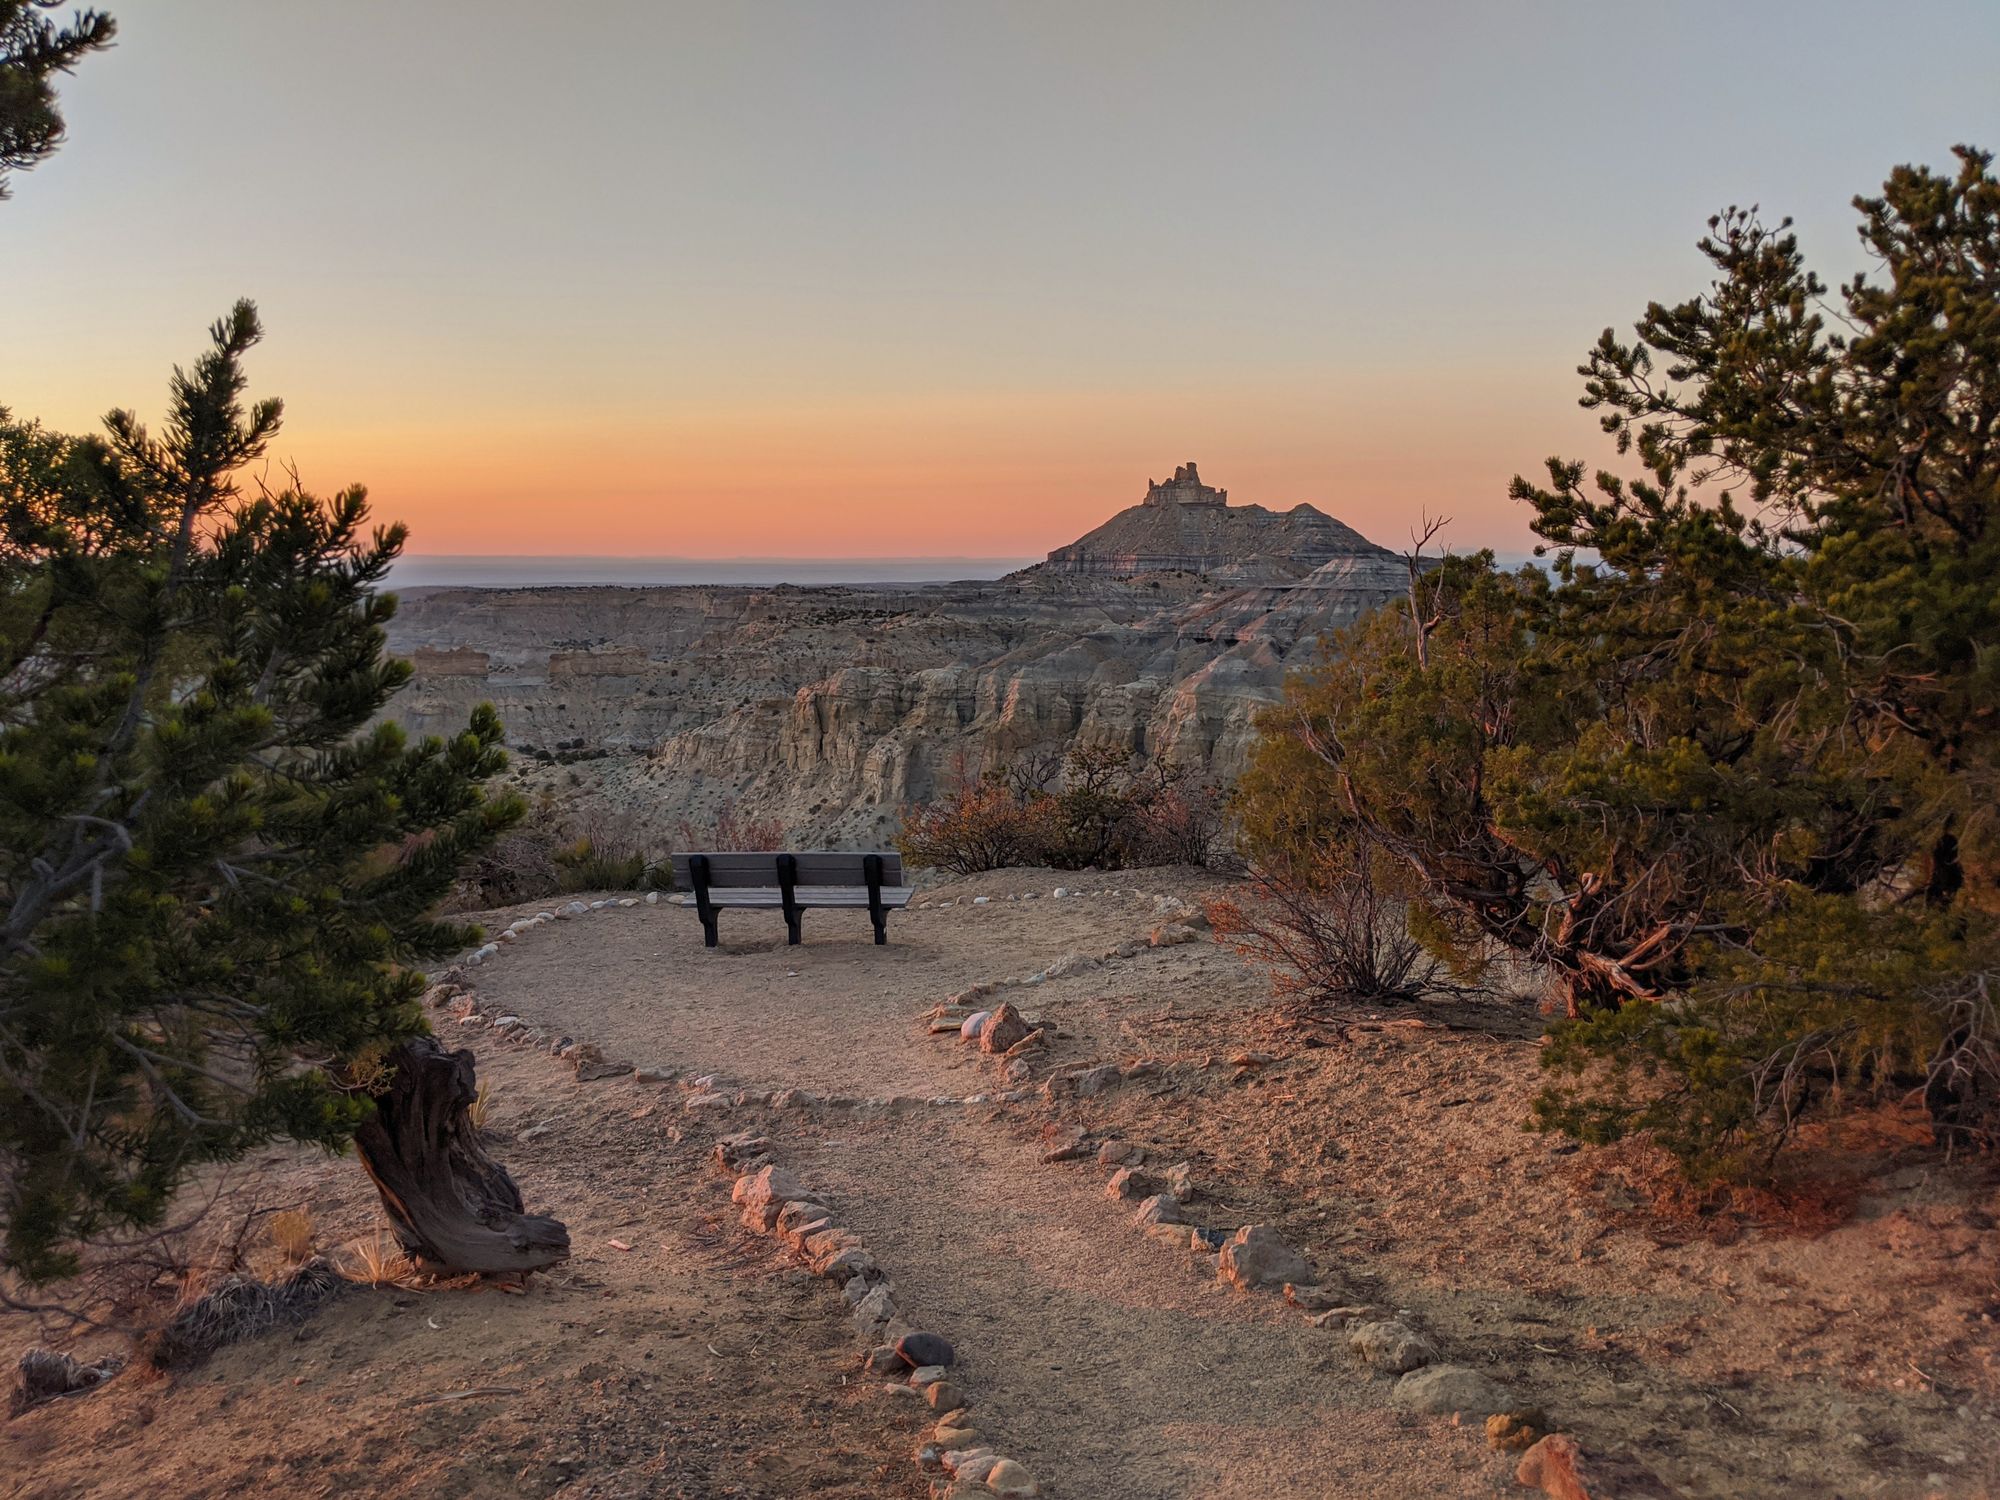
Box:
[978, 1001, 1031, 1054]
[1002, 1028, 1045, 1058]
[1039, 1124, 1090, 1162]
[1041, 953, 1100, 980]
[733, 1165, 806, 1211]
[851, 1285, 897, 1335]
[1104, 1167, 1163, 1201]
[896, 1330, 955, 1368]
[1132, 1194, 1183, 1227]
[985, 1458, 1039, 1496]
[942, 1446, 995, 1479]
[1515, 1433, 1594, 1500]
[1347, 1318, 1437, 1374]
[816, 1246, 878, 1283]
[933, 1417, 981, 1451]
[1217, 1224, 1311, 1291]
[775, 1198, 830, 1238]
[1392, 1363, 1516, 1417]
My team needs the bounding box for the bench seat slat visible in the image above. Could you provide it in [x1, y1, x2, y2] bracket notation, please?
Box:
[675, 886, 912, 909]
[668, 851, 903, 889]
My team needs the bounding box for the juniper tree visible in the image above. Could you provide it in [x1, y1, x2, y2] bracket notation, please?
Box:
[0, 305, 547, 1283]
[1239, 147, 1999, 1174]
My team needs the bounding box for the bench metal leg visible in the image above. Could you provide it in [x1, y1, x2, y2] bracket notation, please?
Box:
[777, 854, 802, 945]
[692, 853, 720, 949]
[864, 853, 888, 946]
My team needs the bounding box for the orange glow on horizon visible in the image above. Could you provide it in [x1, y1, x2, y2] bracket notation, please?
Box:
[255, 374, 1591, 560]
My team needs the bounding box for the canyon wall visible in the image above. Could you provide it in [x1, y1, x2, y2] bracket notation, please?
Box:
[383, 561, 1407, 847]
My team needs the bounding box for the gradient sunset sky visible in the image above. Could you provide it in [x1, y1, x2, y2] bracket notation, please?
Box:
[5, 1, 1997, 560]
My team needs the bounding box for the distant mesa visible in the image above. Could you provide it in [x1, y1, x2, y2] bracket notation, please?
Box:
[1037, 461, 1394, 583]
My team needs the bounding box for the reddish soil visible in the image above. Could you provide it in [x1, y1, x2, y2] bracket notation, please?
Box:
[7, 868, 1997, 1498]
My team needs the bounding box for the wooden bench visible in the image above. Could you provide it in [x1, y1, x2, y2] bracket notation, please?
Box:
[668, 851, 912, 948]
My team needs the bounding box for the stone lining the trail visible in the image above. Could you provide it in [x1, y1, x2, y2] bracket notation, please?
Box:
[432, 887, 1577, 1495]
[1039, 1116, 1566, 1446]
[712, 1146, 1042, 1497]
[452, 891, 652, 970]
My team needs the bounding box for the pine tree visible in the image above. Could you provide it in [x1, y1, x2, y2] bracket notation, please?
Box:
[0, 1, 114, 197]
[0, 305, 546, 1282]
[1238, 148, 1999, 1175]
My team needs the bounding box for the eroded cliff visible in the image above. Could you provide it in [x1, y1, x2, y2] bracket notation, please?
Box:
[384, 562, 1405, 846]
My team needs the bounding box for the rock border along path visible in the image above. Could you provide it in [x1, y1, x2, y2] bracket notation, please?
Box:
[430, 889, 1587, 1498]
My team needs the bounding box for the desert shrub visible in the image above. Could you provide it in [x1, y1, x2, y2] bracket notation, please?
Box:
[466, 1079, 494, 1132]
[675, 797, 786, 855]
[1210, 838, 1440, 1004]
[1236, 147, 2000, 1177]
[898, 778, 1036, 873]
[1122, 762, 1233, 869]
[898, 746, 1229, 873]
[453, 797, 654, 905]
[554, 835, 647, 892]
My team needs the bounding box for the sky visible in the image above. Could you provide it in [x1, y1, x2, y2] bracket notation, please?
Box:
[3, 1, 1997, 562]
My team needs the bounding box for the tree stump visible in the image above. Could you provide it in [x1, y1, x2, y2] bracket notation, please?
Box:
[353, 1037, 570, 1274]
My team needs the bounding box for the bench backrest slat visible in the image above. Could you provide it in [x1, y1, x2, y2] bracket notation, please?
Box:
[669, 851, 902, 889]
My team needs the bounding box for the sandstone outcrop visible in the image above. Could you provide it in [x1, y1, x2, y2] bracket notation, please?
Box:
[381, 468, 1412, 846]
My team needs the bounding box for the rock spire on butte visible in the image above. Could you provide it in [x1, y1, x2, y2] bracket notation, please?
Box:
[1038, 461, 1396, 584]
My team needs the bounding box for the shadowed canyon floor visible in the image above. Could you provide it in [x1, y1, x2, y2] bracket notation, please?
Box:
[9, 872, 1999, 1498]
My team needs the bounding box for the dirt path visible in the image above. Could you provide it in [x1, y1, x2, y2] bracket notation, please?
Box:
[13, 870, 1995, 1498]
[451, 870, 2000, 1499]
[791, 1109, 1499, 1498]
[464, 883, 1187, 1099]
[457, 880, 1527, 1496]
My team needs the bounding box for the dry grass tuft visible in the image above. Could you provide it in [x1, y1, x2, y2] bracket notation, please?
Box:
[267, 1208, 316, 1265]
[468, 1078, 495, 1131]
[145, 1258, 346, 1370]
[343, 1230, 417, 1288]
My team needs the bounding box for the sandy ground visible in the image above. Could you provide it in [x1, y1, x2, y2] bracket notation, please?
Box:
[8, 867, 2000, 1498]
[3, 1037, 931, 1500]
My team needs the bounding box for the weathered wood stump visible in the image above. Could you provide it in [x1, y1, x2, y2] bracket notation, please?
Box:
[353, 1037, 570, 1274]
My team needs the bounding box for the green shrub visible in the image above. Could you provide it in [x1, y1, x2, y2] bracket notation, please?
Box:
[1235, 147, 2000, 1176]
